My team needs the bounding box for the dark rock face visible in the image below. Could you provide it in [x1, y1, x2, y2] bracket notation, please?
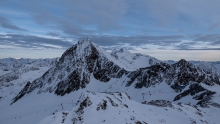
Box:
[126, 59, 219, 90]
[169, 59, 220, 89]
[168, 59, 199, 86]
[195, 90, 216, 107]
[11, 81, 31, 104]
[174, 84, 206, 101]
[210, 102, 220, 108]
[142, 100, 173, 108]
[76, 96, 92, 114]
[126, 63, 169, 88]
[167, 59, 219, 93]
[93, 60, 127, 82]
[55, 70, 84, 96]
[193, 90, 216, 100]
[53, 41, 129, 96]
[96, 100, 107, 111]
[174, 83, 216, 107]
[0, 72, 19, 89]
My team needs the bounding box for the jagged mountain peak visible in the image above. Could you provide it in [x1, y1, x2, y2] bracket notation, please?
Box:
[112, 47, 129, 53]
[111, 47, 130, 59]
[171, 59, 195, 71]
[74, 38, 94, 49]
[118, 47, 127, 52]
[175, 59, 188, 66]
[58, 39, 98, 64]
[11, 40, 131, 102]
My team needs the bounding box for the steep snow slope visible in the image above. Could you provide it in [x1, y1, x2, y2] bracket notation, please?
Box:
[111, 48, 159, 70]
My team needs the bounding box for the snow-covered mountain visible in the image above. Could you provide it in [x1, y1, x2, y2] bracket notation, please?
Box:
[111, 48, 160, 70]
[0, 39, 220, 124]
[190, 61, 220, 79]
[0, 58, 58, 103]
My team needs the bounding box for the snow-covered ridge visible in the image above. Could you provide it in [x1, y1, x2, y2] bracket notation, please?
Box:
[0, 58, 59, 74]
[0, 58, 58, 66]
[0, 58, 58, 87]
[190, 61, 220, 79]
[0, 58, 58, 104]
[38, 91, 218, 124]
[111, 48, 160, 70]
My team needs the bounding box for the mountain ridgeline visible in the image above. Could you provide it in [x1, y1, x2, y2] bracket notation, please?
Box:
[11, 39, 220, 104]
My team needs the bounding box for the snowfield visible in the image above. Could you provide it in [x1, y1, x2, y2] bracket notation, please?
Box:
[39, 91, 218, 124]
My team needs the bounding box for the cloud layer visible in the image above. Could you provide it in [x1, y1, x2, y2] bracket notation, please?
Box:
[0, 33, 219, 51]
[0, 0, 220, 60]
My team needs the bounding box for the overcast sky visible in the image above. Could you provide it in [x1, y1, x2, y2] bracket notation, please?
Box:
[0, 0, 220, 61]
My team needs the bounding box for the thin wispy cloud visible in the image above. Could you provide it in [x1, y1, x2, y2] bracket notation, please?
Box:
[0, 16, 27, 31]
[0, 34, 74, 50]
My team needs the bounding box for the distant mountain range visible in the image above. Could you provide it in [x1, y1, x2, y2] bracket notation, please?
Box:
[0, 39, 220, 124]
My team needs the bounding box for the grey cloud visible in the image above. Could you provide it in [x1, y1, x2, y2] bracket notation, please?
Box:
[189, 34, 203, 39]
[1, 33, 219, 51]
[212, 41, 220, 45]
[46, 32, 60, 37]
[87, 35, 220, 50]
[0, 16, 26, 31]
[178, 29, 184, 32]
[0, 34, 74, 49]
[174, 42, 197, 50]
[83, 35, 184, 48]
[64, 0, 128, 30]
[178, 34, 220, 50]
[0, 34, 185, 50]
[11, 0, 128, 35]
[193, 34, 220, 42]
[143, 0, 220, 27]
[32, 12, 95, 36]
[3, 0, 220, 36]
[207, 23, 220, 31]
[61, 22, 95, 36]
[181, 48, 220, 50]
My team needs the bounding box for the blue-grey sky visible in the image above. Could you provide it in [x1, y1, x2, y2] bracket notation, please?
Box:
[0, 0, 220, 61]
